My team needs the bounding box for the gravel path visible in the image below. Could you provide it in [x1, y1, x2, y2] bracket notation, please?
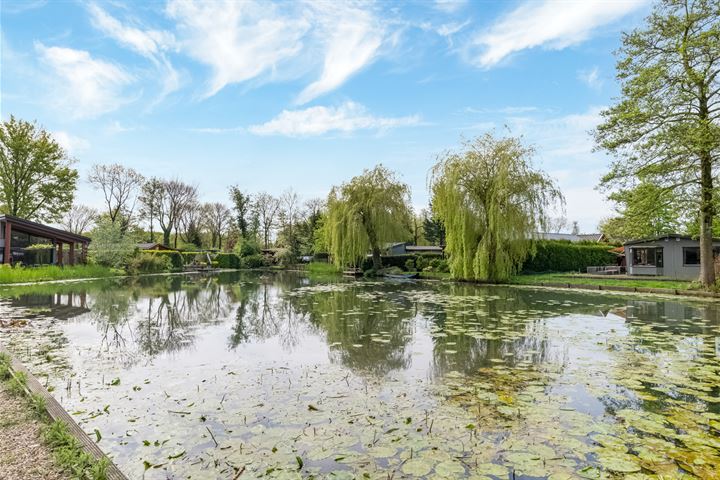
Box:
[0, 382, 67, 480]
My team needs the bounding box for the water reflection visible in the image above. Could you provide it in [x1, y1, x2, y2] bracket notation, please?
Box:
[0, 273, 718, 478]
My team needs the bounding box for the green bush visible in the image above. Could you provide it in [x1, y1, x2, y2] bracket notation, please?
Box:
[143, 250, 183, 271]
[427, 258, 450, 273]
[215, 253, 241, 269]
[235, 239, 262, 257]
[360, 253, 442, 271]
[126, 253, 171, 275]
[522, 241, 617, 273]
[405, 258, 416, 271]
[241, 254, 266, 269]
[275, 248, 296, 267]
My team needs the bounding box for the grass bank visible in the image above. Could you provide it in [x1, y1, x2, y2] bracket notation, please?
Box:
[511, 272, 696, 291]
[0, 265, 122, 285]
[0, 353, 109, 479]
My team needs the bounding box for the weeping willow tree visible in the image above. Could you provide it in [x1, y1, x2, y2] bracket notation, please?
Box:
[430, 134, 564, 282]
[326, 165, 412, 270]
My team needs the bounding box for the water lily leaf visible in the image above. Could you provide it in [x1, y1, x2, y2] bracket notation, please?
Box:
[402, 458, 434, 476]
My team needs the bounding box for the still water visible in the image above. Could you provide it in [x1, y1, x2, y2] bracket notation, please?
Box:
[0, 272, 718, 479]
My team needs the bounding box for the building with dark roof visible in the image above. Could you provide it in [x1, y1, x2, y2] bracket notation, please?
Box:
[0, 214, 90, 266]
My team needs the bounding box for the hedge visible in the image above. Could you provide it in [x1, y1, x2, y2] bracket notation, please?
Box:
[521, 241, 617, 273]
[360, 253, 443, 271]
[215, 253, 241, 269]
[143, 250, 183, 271]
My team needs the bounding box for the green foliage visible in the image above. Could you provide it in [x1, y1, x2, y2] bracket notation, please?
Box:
[360, 254, 441, 271]
[241, 254, 266, 269]
[521, 241, 617, 273]
[599, 182, 683, 242]
[215, 253, 241, 269]
[423, 210, 446, 246]
[7, 370, 27, 395]
[0, 264, 119, 285]
[229, 186, 251, 238]
[126, 253, 172, 275]
[326, 165, 412, 269]
[235, 238, 262, 257]
[594, 0, 720, 286]
[29, 392, 47, 418]
[306, 262, 339, 276]
[0, 353, 11, 381]
[274, 247, 296, 267]
[143, 250, 183, 270]
[0, 116, 78, 222]
[43, 420, 109, 480]
[431, 134, 564, 282]
[88, 217, 139, 268]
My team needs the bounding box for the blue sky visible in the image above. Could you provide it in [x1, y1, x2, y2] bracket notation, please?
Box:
[1, 0, 652, 231]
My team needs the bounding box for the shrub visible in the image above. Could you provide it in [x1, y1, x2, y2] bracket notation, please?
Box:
[415, 256, 428, 271]
[88, 218, 138, 268]
[405, 258, 416, 271]
[126, 253, 171, 275]
[143, 250, 183, 271]
[241, 254, 266, 269]
[360, 253, 443, 271]
[235, 239, 262, 257]
[521, 240, 617, 273]
[215, 253, 241, 269]
[275, 248, 296, 267]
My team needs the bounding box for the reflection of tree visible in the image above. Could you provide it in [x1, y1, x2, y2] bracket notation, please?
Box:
[287, 283, 415, 376]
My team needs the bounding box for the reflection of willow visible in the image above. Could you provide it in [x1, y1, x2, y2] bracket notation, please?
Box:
[426, 284, 565, 376]
[227, 280, 302, 350]
[289, 285, 415, 376]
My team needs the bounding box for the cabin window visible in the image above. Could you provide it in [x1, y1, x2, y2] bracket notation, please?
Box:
[683, 247, 701, 266]
[632, 247, 663, 267]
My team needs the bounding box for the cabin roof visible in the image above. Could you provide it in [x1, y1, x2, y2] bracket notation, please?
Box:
[0, 214, 91, 243]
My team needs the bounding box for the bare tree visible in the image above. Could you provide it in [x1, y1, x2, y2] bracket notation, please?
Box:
[139, 177, 164, 243]
[61, 204, 98, 234]
[88, 164, 144, 230]
[202, 202, 231, 249]
[178, 200, 202, 247]
[157, 179, 197, 247]
[254, 192, 280, 248]
[279, 189, 300, 251]
[546, 216, 568, 233]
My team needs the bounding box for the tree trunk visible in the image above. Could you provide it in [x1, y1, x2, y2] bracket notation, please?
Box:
[371, 246, 382, 271]
[699, 152, 715, 287]
[163, 229, 171, 247]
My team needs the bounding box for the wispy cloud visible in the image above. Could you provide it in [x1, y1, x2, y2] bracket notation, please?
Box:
[166, 0, 309, 99]
[465, 0, 646, 68]
[166, 0, 391, 103]
[35, 42, 134, 118]
[187, 126, 245, 134]
[434, 0, 468, 14]
[578, 66, 603, 90]
[295, 3, 384, 105]
[53, 131, 90, 155]
[87, 3, 179, 101]
[249, 101, 420, 137]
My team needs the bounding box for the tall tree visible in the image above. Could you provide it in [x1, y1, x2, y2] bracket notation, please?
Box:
[278, 189, 301, 254]
[88, 163, 144, 230]
[422, 206, 446, 246]
[157, 179, 197, 247]
[326, 165, 412, 270]
[229, 186, 251, 239]
[430, 134, 563, 282]
[62, 204, 98, 234]
[139, 177, 164, 243]
[202, 202, 231, 249]
[594, 0, 720, 286]
[178, 200, 202, 248]
[0, 116, 77, 222]
[598, 181, 684, 242]
[254, 192, 280, 249]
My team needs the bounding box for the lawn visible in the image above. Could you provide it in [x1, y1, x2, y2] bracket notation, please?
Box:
[0, 265, 121, 285]
[511, 272, 697, 291]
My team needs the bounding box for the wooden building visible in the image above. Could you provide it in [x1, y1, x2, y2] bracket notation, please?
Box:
[0, 214, 90, 266]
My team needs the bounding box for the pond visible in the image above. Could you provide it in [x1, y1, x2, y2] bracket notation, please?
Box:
[0, 272, 718, 479]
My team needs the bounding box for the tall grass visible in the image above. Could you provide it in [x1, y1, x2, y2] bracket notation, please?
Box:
[0, 265, 121, 285]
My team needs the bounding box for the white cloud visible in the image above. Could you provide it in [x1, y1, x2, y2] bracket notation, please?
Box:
[466, 0, 646, 68]
[88, 3, 180, 100]
[295, 4, 384, 105]
[434, 0, 468, 13]
[578, 66, 603, 90]
[166, 0, 310, 98]
[53, 131, 90, 155]
[249, 101, 420, 137]
[437, 21, 470, 38]
[35, 42, 134, 118]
